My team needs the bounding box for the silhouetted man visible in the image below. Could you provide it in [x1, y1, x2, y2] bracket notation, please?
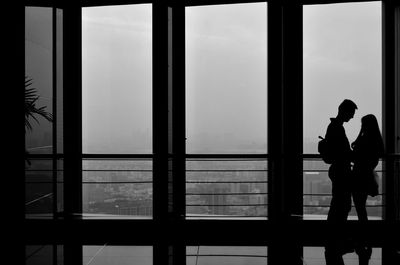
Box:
[324, 99, 358, 265]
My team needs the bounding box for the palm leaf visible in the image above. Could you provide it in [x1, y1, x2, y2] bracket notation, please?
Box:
[24, 76, 53, 133]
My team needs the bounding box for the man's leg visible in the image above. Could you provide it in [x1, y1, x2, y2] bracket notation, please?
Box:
[326, 182, 353, 264]
[328, 182, 352, 222]
[355, 246, 372, 265]
[326, 193, 346, 265]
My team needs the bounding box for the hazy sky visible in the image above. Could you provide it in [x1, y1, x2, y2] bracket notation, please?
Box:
[26, 2, 383, 154]
[303, 2, 382, 152]
[82, 5, 153, 153]
[186, 3, 268, 153]
[25, 7, 53, 152]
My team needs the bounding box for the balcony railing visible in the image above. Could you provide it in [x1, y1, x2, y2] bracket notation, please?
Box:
[25, 153, 399, 221]
[303, 154, 387, 220]
[186, 155, 268, 219]
[82, 155, 153, 219]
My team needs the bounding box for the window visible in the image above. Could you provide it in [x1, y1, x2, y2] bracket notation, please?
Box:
[303, 1, 383, 219]
[25, 6, 63, 219]
[186, 3, 267, 154]
[397, 5, 400, 154]
[26, 245, 63, 265]
[83, 246, 152, 265]
[186, 157, 268, 218]
[303, 247, 382, 265]
[82, 158, 152, 217]
[25, 6, 53, 155]
[186, 246, 267, 265]
[21, 1, 400, 265]
[185, 3, 268, 219]
[82, 5, 152, 154]
[82, 4, 153, 218]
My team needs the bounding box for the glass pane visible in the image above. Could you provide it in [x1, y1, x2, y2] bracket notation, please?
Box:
[303, 2, 383, 221]
[303, 158, 383, 220]
[303, 247, 381, 265]
[186, 3, 267, 154]
[82, 5, 152, 154]
[57, 159, 64, 214]
[25, 6, 53, 155]
[25, 158, 54, 218]
[83, 246, 152, 265]
[26, 245, 63, 265]
[186, 246, 267, 265]
[25, 7, 55, 219]
[56, 8, 64, 154]
[82, 158, 152, 219]
[186, 158, 268, 219]
[26, 245, 53, 265]
[303, 1, 382, 153]
[397, 6, 400, 154]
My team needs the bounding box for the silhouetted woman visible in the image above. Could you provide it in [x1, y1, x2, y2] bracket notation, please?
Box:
[351, 114, 384, 265]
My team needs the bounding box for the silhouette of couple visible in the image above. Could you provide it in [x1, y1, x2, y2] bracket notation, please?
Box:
[323, 99, 384, 265]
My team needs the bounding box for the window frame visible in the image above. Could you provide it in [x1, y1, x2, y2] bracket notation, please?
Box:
[21, 1, 400, 265]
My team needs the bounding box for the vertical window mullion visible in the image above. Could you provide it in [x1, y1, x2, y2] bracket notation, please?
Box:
[382, 1, 399, 264]
[152, 0, 169, 224]
[267, 1, 283, 223]
[52, 6, 58, 219]
[382, 0, 396, 222]
[396, 4, 400, 222]
[170, 4, 187, 265]
[170, 2, 186, 221]
[268, 2, 303, 264]
[63, 3, 82, 218]
[153, 2, 171, 265]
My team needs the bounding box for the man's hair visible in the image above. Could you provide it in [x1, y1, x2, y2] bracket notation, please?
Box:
[338, 99, 358, 113]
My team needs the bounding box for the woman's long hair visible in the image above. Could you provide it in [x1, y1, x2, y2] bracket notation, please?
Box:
[353, 114, 384, 156]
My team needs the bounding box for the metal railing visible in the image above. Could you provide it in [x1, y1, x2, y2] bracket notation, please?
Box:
[25, 153, 399, 220]
[82, 156, 153, 218]
[302, 154, 400, 220]
[186, 155, 268, 219]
